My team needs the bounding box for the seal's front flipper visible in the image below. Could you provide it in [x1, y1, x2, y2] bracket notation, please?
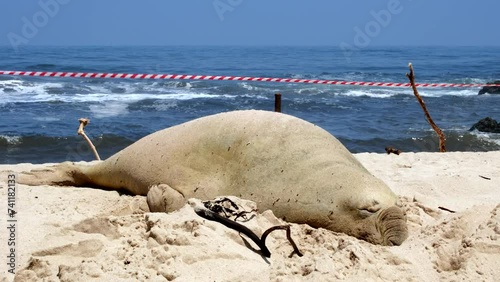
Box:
[19, 162, 90, 187]
[147, 184, 186, 213]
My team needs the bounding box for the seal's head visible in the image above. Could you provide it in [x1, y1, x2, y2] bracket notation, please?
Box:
[325, 180, 408, 246]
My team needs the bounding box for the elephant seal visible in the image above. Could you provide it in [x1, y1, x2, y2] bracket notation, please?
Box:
[21, 110, 408, 246]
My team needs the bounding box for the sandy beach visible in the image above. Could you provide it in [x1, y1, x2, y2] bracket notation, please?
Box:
[1, 151, 499, 281]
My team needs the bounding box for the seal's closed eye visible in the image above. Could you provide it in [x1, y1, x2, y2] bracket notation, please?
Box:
[357, 201, 381, 218]
[358, 207, 380, 218]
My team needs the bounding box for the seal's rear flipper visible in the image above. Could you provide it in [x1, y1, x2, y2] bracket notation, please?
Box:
[19, 162, 91, 187]
[147, 184, 186, 213]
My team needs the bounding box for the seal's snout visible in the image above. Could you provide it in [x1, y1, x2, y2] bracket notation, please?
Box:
[386, 237, 404, 246]
[377, 206, 408, 246]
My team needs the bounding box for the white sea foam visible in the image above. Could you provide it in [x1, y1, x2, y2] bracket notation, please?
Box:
[0, 135, 21, 145]
[0, 80, 64, 95]
[416, 88, 479, 97]
[238, 94, 269, 100]
[461, 77, 489, 84]
[0, 77, 484, 105]
[1, 90, 232, 104]
[470, 130, 500, 146]
[237, 82, 284, 93]
[33, 116, 61, 122]
[86, 91, 231, 118]
[296, 87, 327, 95]
[89, 102, 130, 118]
[162, 93, 232, 100]
[337, 87, 479, 98]
[342, 89, 396, 98]
[0, 79, 24, 87]
[153, 101, 179, 111]
[240, 82, 256, 91]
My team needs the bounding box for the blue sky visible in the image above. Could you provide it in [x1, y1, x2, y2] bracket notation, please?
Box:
[0, 0, 498, 47]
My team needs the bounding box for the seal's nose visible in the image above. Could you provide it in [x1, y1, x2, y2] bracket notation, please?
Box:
[386, 235, 407, 246]
[378, 206, 409, 246]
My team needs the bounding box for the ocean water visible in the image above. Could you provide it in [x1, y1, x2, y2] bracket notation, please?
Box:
[1, 46, 500, 164]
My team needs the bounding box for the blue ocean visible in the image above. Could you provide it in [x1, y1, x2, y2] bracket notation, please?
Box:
[1, 46, 500, 164]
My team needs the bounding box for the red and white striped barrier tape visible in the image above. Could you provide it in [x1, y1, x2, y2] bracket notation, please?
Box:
[0, 70, 498, 88]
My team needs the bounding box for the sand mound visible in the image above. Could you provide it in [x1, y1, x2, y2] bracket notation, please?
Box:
[9, 197, 500, 282]
[1, 152, 499, 281]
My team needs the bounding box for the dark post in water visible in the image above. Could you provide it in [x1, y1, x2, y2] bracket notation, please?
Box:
[274, 93, 282, 112]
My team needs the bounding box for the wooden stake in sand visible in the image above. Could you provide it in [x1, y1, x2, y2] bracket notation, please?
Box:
[274, 93, 282, 112]
[77, 118, 101, 160]
[406, 63, 446, 152]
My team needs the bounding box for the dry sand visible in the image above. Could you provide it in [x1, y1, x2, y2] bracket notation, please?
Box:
[0, 151, 499, 281]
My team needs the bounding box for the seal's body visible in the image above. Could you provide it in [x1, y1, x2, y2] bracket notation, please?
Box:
[22, 110, 408, 245]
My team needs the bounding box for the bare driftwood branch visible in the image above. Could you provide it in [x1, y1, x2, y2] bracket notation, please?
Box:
[261, 225, 303, 258]
[193, 207, 272, 257]
[406, 63, 446, 152]
[194, 198, 303, 258]
[77, 118, 101, 160]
